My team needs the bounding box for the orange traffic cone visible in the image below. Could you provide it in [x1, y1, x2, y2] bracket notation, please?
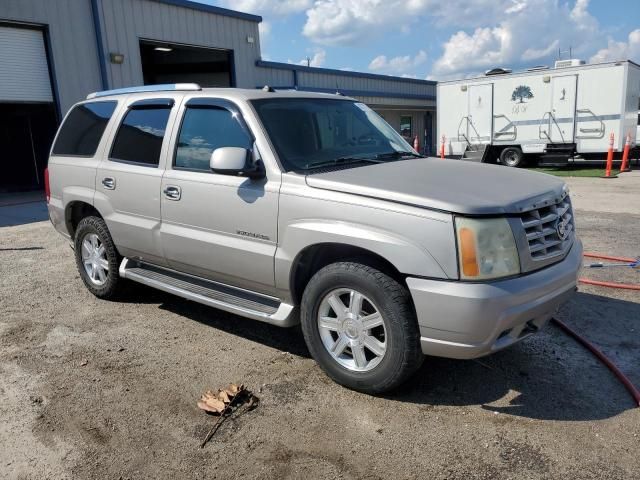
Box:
[440, 135, 445, 159]
[619, 132, 631, 173]
[602, 132, 617, 179]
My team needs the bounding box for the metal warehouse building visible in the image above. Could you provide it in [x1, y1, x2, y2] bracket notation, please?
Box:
[0, 0, 436, 192]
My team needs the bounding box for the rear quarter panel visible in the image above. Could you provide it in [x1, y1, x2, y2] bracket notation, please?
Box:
[47, 99, 123, 238]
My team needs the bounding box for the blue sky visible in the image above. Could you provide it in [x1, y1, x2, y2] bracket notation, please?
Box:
[204, 0, 640, 80]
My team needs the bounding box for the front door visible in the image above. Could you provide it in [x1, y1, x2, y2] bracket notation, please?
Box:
[551, 75, 577, 143]
[468, 84, 493, 142]
[159, 98, 279, 295]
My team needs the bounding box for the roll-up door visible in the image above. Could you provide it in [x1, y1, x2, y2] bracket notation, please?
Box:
[0, 26, 53, 102]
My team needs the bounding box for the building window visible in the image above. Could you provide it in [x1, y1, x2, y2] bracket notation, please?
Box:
[400, 116, 413, 138]
[52, 101, 117, 156]
[111, 107, 171, 166]
[175, 107, 252, 171]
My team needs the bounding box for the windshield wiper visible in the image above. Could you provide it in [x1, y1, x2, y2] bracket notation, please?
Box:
[304, 156, 384, 170]
[375, 150, 423, 160]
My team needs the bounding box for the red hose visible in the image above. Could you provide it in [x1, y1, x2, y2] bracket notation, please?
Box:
[578, 278, 640, 291]
[551, 318, 640, 408]
[580, 252, 639, 290]
[583, 252, 637, 263]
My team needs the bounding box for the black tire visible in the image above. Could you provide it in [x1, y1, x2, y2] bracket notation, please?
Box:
[74, 216, 122, 299]
[300, 262, 424, 394]
[500, 146, 524, 167]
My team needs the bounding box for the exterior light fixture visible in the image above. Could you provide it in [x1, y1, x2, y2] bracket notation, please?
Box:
[543, 75, 551, 83]
[247, 36, 255, 44]
[460, 85, 467, 92]
[109, 53, 125, 64]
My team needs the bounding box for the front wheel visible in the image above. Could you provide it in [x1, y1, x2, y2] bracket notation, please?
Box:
[499, 147, 524, 167]
[300, 262, 424, 394]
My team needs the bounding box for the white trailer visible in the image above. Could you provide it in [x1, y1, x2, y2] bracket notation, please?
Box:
[437, 60, 640, 166]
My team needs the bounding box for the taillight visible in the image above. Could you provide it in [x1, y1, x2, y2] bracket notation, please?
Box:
[44, 168, 51, 204]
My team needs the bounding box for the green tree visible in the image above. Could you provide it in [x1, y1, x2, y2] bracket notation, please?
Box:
[511, 85, 534, 103]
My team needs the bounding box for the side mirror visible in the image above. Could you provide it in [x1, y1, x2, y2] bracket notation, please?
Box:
[209, 147, 265, 179]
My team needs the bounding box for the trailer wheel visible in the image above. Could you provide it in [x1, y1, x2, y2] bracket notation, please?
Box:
[500, 147, 523, 167]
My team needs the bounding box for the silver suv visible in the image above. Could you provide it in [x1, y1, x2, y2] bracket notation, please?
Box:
[46, 84, 582, 393]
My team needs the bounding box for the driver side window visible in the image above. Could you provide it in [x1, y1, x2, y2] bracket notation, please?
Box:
[174, 106, 252, 171]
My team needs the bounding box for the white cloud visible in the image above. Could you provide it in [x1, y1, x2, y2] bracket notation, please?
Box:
[302, 0, 428, 46]
[301, 0, 519, 46]
[368, 50, 427, 75]
[259, 21, 271, 38]
[522, 40, 559, 62]
[224, 0, 312, 15]
[430, 0, 604, 78]
[589, 29, 640, 63]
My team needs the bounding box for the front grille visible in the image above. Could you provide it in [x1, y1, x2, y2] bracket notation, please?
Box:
[520, 195, 574, 261]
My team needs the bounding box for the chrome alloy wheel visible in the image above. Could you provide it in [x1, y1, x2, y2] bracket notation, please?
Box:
[317, 288, 387, 372]
[81, 233, 109, 286]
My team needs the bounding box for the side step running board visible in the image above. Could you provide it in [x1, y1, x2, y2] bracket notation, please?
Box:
[119, 258, 297, 327]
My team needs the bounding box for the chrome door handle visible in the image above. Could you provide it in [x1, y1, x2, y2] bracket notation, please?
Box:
[163, 185, 181, 200]
[102, 177, 115, 190]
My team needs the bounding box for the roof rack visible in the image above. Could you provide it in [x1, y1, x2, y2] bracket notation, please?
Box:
[87, 83, 202, 99]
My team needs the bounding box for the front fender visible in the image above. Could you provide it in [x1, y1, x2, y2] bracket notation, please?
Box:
[275, 218, 453, 296]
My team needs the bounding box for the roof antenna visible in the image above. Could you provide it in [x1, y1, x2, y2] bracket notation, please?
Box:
[558, 46, 573, 60]
[335, 81, 344, 96]
[306, 56, 311, 67]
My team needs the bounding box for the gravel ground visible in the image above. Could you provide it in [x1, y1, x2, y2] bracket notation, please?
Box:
[1, 174, 639, 479]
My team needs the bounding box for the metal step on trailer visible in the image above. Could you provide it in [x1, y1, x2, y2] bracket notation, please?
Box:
[538, 143, 576, 166]
[461, 143, 489, 162]
[119, 258, 297, 327]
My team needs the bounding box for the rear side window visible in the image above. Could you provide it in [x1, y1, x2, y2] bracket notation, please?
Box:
[110, 106, 171, 166]
[175, 107, 252, 171]
[52, 101, 117, 156]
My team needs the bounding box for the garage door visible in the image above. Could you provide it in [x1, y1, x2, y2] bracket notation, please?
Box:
[0, 26, 53, 102]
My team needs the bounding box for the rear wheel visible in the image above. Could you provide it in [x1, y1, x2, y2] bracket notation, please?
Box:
[74, 216, 122, 299]
[300, 262, 424, 394]
[500, 147, 524, 167]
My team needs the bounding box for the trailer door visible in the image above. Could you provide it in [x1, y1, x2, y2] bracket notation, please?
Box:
[551, 75, 577, 143]
[467, 84, 493, 142]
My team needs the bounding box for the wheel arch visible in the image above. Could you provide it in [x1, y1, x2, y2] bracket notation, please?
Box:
[65, 201, 104, 239]
[288, 242, 407, 306]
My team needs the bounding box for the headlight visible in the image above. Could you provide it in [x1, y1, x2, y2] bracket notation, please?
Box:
[455, 217, 520, 280]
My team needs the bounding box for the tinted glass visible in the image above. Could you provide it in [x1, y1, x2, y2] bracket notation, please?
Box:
[110, 107, 171, 166]
[175, 107, 252, 171]
[52, 101, 117, 156]
[252, 99, 415, 172]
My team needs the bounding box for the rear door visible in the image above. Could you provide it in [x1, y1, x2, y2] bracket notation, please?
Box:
[94, 96, 181, 266]
[159, 97, 279, 295]
[551, 75, 577, 142]
[467, 83, 493, 142]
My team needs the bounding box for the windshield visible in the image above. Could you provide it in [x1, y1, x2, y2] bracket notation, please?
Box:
[251, 98, 419, 172]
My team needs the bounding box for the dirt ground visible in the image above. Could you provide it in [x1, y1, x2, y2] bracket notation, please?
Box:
[1, 173, 639, 479]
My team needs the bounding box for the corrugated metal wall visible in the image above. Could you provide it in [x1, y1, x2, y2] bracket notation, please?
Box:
[255, 63, 436, 101]
[96, 0, 261, 89]
[0, 0, 103, 113]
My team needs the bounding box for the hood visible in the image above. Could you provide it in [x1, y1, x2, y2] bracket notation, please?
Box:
[305, 158, 566, 215]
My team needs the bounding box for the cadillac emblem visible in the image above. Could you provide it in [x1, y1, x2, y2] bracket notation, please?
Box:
[556, 215, 570, 241]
